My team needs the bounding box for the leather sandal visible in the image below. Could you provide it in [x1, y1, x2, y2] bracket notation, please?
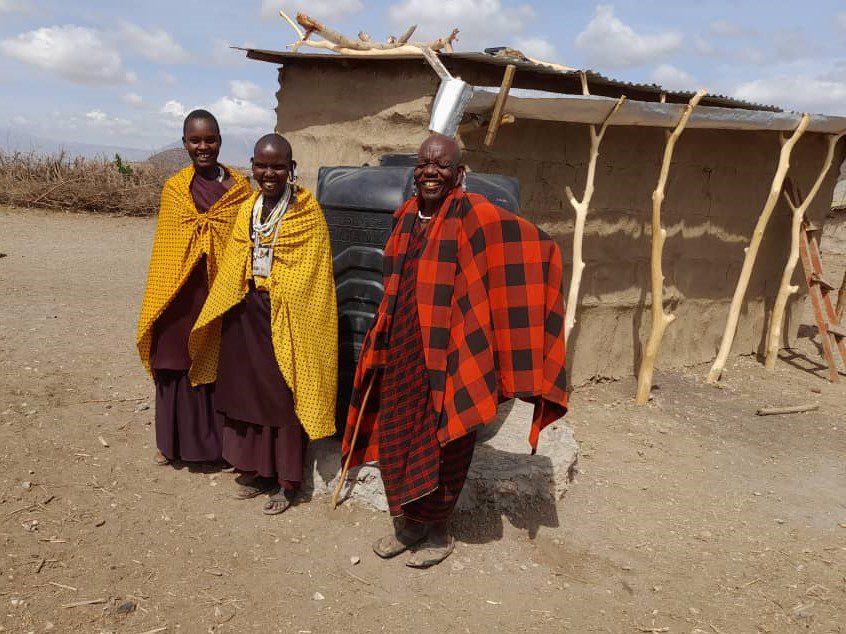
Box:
[262, 491, 294, 515]
[405, 534, 455, 568]
[232, 475, 273, 500]
[372, 523, 430, 559]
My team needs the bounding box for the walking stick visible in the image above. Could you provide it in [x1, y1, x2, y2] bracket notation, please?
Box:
[331, 372, 376, 508]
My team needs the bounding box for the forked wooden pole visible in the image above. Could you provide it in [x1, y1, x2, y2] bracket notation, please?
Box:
[563, 94, 626, 348]
[484, 64, 517, 147]
[765, 133, 843, 369]
[706, 114, 811, 383]
[634, 89, 706, 405]
[331, 373, 375, 508]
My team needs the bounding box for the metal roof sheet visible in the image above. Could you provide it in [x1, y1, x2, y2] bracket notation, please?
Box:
[239, 47, 781, 112]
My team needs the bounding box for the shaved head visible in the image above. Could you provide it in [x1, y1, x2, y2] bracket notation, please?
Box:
[414, 132, 465, 213]
[182, 109, 219, 137]
[419, 133, 461, 165]
[254, 133, 292, 161]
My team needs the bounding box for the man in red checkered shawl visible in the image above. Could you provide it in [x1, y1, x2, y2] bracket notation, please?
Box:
[341, 133, 568, 568]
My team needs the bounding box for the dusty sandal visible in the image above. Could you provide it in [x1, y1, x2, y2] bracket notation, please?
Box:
[153, 451, 170, 466]
[372, 523, 430, 559]
[262, 492, 293, 515]
[405, 535, 455, 569]
[233, 476, 273, 500]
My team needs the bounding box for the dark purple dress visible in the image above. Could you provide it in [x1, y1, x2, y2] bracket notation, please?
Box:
[214, 204, 308, 490]
[151, 173, 228, 462]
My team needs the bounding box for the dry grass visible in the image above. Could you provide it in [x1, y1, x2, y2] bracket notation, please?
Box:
[0, 150, 166, 216]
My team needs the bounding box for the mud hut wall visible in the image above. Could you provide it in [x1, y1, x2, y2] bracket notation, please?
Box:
[273, 63, 838, 384]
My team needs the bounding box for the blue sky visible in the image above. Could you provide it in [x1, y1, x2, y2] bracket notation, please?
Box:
[1, 0, 844, 162]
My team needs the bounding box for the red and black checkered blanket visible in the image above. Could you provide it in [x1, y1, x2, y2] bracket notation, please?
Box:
[342, 188, 569, 467]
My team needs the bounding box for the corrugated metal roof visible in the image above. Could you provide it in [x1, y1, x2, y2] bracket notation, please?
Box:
[238, 47, 781, 112]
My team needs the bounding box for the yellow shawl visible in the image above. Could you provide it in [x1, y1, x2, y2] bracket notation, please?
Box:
[137, 165, 251, 374]
[188, 188, 338, 441]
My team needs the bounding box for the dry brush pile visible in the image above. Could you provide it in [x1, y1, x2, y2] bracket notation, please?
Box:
[0, 151, 166, 216]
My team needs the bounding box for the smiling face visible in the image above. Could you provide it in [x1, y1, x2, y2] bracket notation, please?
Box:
[182, 117, 221, 171]
[251, 138, 294, 201]
[413, 134, 465, 211]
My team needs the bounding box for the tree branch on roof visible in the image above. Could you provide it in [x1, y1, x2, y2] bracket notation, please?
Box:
[278, 11, 459, 55]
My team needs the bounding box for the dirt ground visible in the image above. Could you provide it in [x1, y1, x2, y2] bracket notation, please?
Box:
[1, 206, 844, 634]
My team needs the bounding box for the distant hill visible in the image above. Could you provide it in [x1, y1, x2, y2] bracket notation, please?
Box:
[145, 147, 191, 176]
[0, 128, 153, 162]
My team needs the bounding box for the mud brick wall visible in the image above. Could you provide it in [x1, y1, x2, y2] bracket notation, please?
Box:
[274, 62, 842, 384]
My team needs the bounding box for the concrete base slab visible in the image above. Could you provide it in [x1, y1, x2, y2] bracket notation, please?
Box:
[304, 399, 578, 519]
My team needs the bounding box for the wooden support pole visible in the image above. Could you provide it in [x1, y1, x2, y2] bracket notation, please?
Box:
[634, 89, 706, 405]
[563, 95, 626, 348]
[765, 133, 843, 369]
[706, 114, 811, 384]
[484, 65, 517, 147]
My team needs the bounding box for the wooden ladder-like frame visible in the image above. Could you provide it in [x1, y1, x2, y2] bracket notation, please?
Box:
[787, 180, 846, 381]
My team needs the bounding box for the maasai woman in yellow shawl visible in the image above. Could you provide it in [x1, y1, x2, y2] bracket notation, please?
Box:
[137, 110, 251, 467]
[189, 134, 337, 515]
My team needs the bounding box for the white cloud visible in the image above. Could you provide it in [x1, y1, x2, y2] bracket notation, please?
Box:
[575, 5, 682, 69]
[708, 20, 752, 38]
[84, 109, 130, 129]
[12, 115, 29, 126]
[734, 76, 846, 115]
[161, 100, 186, 118]
[650, 64, 696, 91]
[120, 23, 192, 64]
[261, 0, 363, 20]
[160, 72, 177, 86]
[230, 79, 265, 102]
[0, 25, 134, 84]
[513, 36, 558, 62]
[837, 12, 846, 37]
[209, 96, 275, 133]
[122, 92, 143, 107]
[159, 92, 274, 135]
[389, 0, 537, 52]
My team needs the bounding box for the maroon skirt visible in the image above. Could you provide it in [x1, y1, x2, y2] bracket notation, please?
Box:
[154, 370, 222, 462]
[152, 258, 223, 462]
[216, 286, 307, 487]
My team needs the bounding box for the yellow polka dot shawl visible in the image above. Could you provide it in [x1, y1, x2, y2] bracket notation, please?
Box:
[188, 188, 338, 441]
[136, 166, 251, 375]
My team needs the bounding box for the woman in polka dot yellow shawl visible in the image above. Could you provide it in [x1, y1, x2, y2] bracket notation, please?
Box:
[136, 111, 252, 467]
[188, 174, 338, 508]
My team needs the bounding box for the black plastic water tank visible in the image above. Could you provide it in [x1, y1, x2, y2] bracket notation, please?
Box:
[317, 157, 520, 430]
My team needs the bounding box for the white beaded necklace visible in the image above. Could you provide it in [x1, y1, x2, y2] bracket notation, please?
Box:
[252, 185, 292, 241]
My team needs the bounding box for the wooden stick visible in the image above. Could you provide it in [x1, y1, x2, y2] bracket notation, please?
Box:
[278, 9, 304, 39]
[755, 403, 819, 416]
[331, 373, 376, 508]
[635, 89, 707, 404]
[706, 114, 811, 383]
[765, 134, 843, 369]
[284, 13, 457, 54]
[61, 598, 106, 608]
[564, 95, 626, 349]
[484, 65, 517, 147]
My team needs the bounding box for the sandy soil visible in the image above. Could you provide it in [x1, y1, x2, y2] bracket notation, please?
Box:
[0, 206, 844, 634]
